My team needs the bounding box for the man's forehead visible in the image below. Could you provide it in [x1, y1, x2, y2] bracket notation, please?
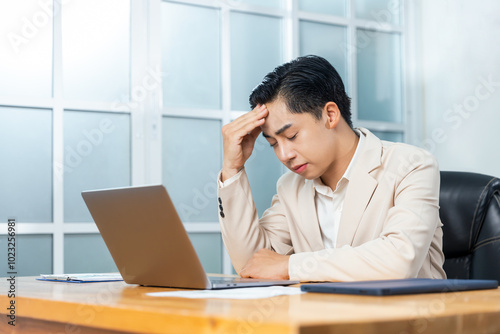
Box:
[261, 103, 292, 135]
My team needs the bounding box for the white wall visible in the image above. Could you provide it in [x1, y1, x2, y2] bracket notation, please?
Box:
[419, 0, 500, 177]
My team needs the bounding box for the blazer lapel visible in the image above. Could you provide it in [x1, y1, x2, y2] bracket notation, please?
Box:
[298, 179, 324, 251]
[336, 128, 382, 247]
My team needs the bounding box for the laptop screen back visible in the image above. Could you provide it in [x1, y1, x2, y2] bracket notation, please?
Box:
[82, 185, 210, 289]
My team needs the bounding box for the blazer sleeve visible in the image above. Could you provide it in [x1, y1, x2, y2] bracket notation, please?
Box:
[217, 169, 293, 273]
[288, 152, 443, 281]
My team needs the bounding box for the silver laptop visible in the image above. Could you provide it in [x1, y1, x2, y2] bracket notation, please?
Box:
[81, 185, 299, 289]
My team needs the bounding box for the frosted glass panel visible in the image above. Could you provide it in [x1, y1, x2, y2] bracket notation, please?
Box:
[64, 111, 131, 222]
[0, 1, 52, 98]
[188, 233, 222, 274]
[298, 0, 345, 16]
[245, 135, 284, 217]
[0, 235, 52, 277]
[65, 234, 117, 273]
[357, 30, 402, 123]
[231, 13, 282, 111]
[238, 0, 282, 8]
[161, 3, 221, 109]
[162, 117, 221, 222]
[356, 0, 401, 25]
[299, 21, 348, 89]
[371, 130, 404, 142]
[62, 0, 130, 102]
[0, 108, 52, 222]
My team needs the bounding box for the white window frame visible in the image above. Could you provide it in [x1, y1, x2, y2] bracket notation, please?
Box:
[0, 0, 416, 276]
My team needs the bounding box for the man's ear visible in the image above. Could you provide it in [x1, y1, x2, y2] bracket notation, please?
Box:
[324, 102, 341, 129]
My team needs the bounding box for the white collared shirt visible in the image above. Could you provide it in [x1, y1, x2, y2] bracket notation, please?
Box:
[313, 129, 365, 249]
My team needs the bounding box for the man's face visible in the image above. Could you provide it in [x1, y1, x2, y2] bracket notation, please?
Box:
[260, 98, 337, 180]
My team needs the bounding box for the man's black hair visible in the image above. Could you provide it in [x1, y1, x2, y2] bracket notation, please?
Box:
[249, 55, 352, 128]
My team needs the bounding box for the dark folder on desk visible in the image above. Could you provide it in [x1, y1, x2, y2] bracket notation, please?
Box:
[301, 278, 498, 296]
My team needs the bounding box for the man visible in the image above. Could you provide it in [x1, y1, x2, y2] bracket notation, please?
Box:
[217, 55, 446, 281]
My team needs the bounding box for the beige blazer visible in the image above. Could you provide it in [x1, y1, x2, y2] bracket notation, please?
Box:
[218, 128, 446, 281]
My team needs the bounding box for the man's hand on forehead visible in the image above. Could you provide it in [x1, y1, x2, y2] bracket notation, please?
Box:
[221, 104, 269, 181]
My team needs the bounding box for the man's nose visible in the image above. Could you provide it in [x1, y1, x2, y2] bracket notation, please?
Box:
[277, 142, 295, 163]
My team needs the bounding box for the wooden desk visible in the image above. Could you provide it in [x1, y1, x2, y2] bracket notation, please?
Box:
[1, 277, 500, 334]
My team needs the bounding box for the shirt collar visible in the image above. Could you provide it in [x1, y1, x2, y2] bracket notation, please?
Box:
[312, 128, 365, 194]
[343, 128, 365, 181]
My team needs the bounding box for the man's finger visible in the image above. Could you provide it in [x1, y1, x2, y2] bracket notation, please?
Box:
[239, 266, 251, 278]
[248, 125, 263, 141]
[231, 109, 267, 140]
[229, 104, 267, 130]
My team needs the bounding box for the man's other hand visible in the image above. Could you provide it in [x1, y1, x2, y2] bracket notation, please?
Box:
[240, 248, 290, 280]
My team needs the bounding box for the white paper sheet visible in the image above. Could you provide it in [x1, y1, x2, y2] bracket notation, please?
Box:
[38, 273, 123, 282]
[146, 286, 305, 299]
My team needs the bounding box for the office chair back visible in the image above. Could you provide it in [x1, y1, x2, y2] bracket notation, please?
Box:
[439, 171, 500, 282]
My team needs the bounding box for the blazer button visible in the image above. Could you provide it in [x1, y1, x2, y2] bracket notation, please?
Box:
[220, 211, 225, 218]
[219, 204, 223, 211]
[218, 197, 222, 204]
